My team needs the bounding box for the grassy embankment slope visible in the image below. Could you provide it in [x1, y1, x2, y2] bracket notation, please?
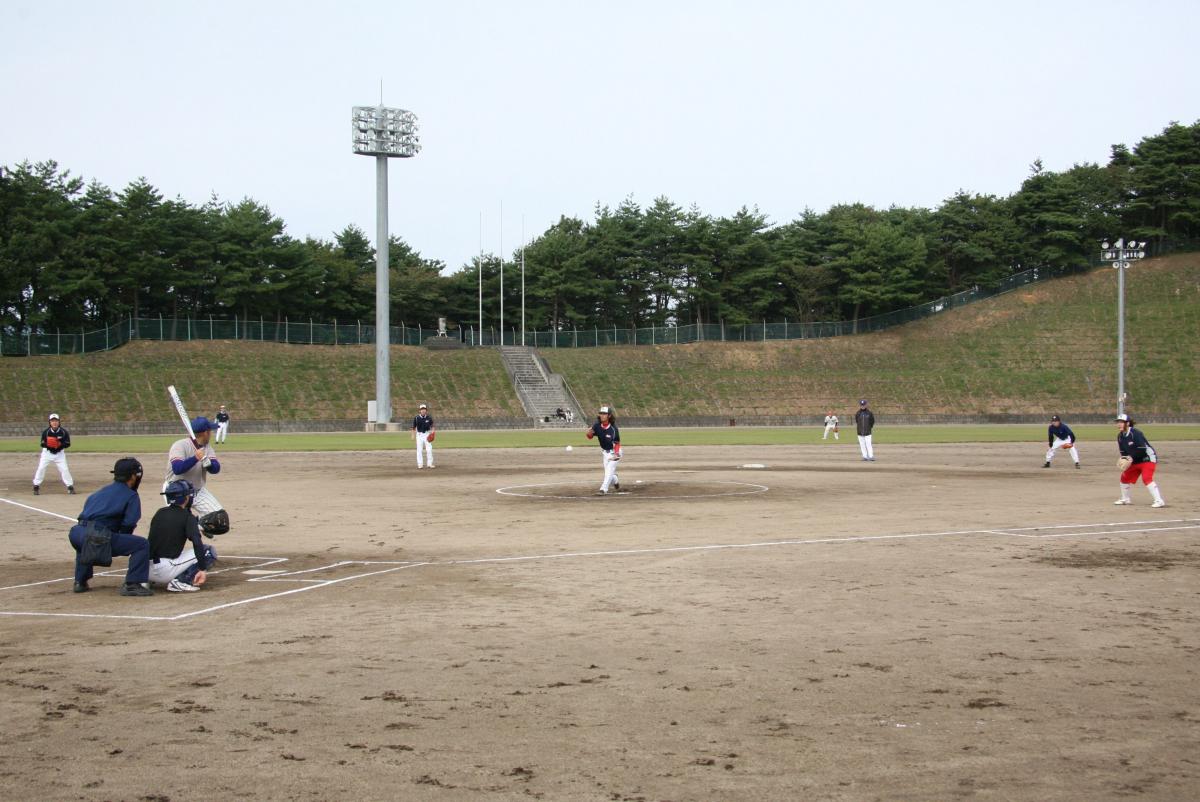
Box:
[550, 253, 1200, 418]
[0, 254, 1196, 427]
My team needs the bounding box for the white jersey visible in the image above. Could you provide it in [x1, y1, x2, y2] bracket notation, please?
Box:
[824, 415, 839, 427]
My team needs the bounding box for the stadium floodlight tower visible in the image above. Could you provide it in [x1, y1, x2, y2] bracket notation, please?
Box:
[1100, 238, 1146, 416]
[352, 104, 421, 425]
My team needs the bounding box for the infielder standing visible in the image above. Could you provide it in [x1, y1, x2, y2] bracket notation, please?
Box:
[855, 399, 876, 461]
[585, 405, 621, 494]
[1114, 413, 1166, 508]
[1043, 414, 1081, 469]
[34, 413, 74, 495]
[412, 403, 435, 469]
[822, 411, 840, 440]
[214, 404, 230, 443]
[165, 417, 230, 535]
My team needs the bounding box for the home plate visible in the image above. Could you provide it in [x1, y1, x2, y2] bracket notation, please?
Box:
[741, 464, 767, 469]
[243, 569, 288, 575]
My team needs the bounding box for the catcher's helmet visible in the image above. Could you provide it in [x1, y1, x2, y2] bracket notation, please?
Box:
[161, 479, 196, 506]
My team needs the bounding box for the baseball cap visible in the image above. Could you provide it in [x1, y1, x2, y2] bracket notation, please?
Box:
[111, 457, 143, 480]
[1050, 415, 1061, 422]
[859, 399, 868, 406]
[190, 416, 214, 433]
[599, 405, 612, 414]
[1115, 413, 1131, 422]
[48, 412, 60, 421]
[419, 403, 427, 409]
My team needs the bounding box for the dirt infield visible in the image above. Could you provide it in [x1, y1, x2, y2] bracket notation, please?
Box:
[2, 441, 1198, 801]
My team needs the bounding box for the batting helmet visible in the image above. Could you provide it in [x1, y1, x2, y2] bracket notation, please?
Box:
[161, 479, 196, 506]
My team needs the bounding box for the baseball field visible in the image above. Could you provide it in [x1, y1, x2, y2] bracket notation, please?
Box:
[2, 436, 1197, 800]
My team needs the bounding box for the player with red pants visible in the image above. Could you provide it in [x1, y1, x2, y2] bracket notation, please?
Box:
[585, 405, 621, 494]
[1114, 413, 1166, 508]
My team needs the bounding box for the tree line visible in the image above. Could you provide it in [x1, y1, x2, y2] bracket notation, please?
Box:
[1, 121, 1197, 338]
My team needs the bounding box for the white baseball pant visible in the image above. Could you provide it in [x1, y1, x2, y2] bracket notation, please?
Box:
[149, 544, 200, 585]
[600, 450, 620, 492]
[1045, 437, 1079, 464]
[823, 423, 839, 440]
[858, 434, 874, 460]
[216, 421, 229, 443]
[34, 449, 73, 487]
[416, 432, 434, 468]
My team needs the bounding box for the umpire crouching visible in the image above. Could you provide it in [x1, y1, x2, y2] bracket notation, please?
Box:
[67, 457, 153, 597]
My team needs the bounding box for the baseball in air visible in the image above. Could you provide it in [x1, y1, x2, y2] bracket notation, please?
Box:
[565, 445, 573, 452]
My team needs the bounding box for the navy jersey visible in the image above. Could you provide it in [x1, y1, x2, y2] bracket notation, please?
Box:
[78, 481, 142, 534]
[1117, 427, 1157, 464]
[590, 421, 620, 452]
[41, 426, 71, 453]
[412, 414, 434, 433]
[854, 408, 875, 436]
[1048, 422, 1075, 446]
[215, 411, 230, 424]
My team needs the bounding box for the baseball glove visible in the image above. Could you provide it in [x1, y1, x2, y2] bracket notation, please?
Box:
[45, 436, 60, 449]
[1117, 456, 1133, 471]
[427, 431, 435, 442]
[1061, 442, 1074, 450]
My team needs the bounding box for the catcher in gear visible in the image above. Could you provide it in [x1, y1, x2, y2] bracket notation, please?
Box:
[1114, 413, 1166, 507]
[164, 416, 230, 535]
[148, 479, 217, 592]
[585, 405, 621, 494]
[412, 403, 436, 469]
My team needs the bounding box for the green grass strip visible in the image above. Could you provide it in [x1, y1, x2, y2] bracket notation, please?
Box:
[0, 424, 1195, 453]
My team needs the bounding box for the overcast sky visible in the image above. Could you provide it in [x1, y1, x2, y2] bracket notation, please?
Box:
[3, 1, 1198, 272]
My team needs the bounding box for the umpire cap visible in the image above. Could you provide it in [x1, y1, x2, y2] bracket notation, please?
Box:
[111, 457, 143, 481]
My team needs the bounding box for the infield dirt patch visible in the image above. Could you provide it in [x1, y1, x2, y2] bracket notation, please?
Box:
[1, 441, 1198, 800]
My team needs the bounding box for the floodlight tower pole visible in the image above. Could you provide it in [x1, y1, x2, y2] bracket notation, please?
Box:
[1100, 238, 1146, 416]
[352, 104, 421, 424]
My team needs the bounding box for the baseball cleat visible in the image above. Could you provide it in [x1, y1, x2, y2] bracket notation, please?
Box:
[119, 583, 153, 597]
[1151, 500, 1167, 508]
[73, 581, 89, 593]
[612, 481, 620, 491]
[68, 485, 76, 494]
[1074, 463, 1081, 469]
[1113, 499, 1132, 505]
[168, 578, 200, 592]
[1042, 462, 1051, 468]
[32, 485, 39, 495]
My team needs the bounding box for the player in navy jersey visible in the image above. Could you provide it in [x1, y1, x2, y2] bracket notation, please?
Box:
[1114, 413, 1166, 508]
[584, 405, 621, 494]
[412, 403, 435, 469]
[1043, 414, 1081, 469]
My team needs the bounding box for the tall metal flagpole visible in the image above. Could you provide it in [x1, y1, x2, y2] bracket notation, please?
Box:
[478, 212, 483, 346]
[499, 201, 504, 346]
[521, 215, 526, 347]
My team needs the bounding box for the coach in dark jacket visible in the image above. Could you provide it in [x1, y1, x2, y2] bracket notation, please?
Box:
[855, 399, 876, 461]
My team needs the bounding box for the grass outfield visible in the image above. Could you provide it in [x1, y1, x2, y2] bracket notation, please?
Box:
[1, 424, 1196, 454]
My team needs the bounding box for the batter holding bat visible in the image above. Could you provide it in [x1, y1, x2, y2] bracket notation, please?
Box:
[585, 405, 621, 494]
[164, 416, 230, 535]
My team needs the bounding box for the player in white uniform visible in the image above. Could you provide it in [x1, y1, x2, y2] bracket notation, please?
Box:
[164, 416, 230, 536]
[412, 403, 435, 469]
[34, 413, 75, 495]
[822, 411, 840, 440]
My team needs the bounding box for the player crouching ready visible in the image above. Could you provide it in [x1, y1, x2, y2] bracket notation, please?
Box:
[68, 458, 153, 596]
[165, 416, 230, 536]
[585, 406, 621, 494]
[1043, 414, 1081, 469]
[1114, 413, 1166, 508]
[149, 480, 217, 592]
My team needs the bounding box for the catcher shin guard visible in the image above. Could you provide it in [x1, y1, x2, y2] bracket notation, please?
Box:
[199, 509, 230, 536]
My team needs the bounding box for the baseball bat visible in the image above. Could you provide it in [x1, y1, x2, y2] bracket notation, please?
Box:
[167, 385, 198, 445]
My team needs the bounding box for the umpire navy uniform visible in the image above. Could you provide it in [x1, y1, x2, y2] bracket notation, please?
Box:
[67, 460, 150, 593]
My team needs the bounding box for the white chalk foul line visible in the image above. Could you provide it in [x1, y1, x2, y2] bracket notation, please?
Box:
[0, 497, 77, 522]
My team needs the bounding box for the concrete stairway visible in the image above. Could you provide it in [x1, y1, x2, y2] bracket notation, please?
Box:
[499, 347, 584, 428]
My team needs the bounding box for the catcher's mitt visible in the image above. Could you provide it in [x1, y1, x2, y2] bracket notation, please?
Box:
[1117, 456, 1133, 471]
[427, 431, 435, 442]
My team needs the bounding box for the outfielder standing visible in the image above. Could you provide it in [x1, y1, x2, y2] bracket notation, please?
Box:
[214, 404, 230, 444]
[855, 399, 876, 461]
[34, 412, 74, 495]
[585, 405, 621, 494]
[165, 417, 230, 536]
[822, 411, 840, 440]
[412, 403, 435, 469]
[1043, 414, 1081, 469]
[1114, 413, 1166, 508]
